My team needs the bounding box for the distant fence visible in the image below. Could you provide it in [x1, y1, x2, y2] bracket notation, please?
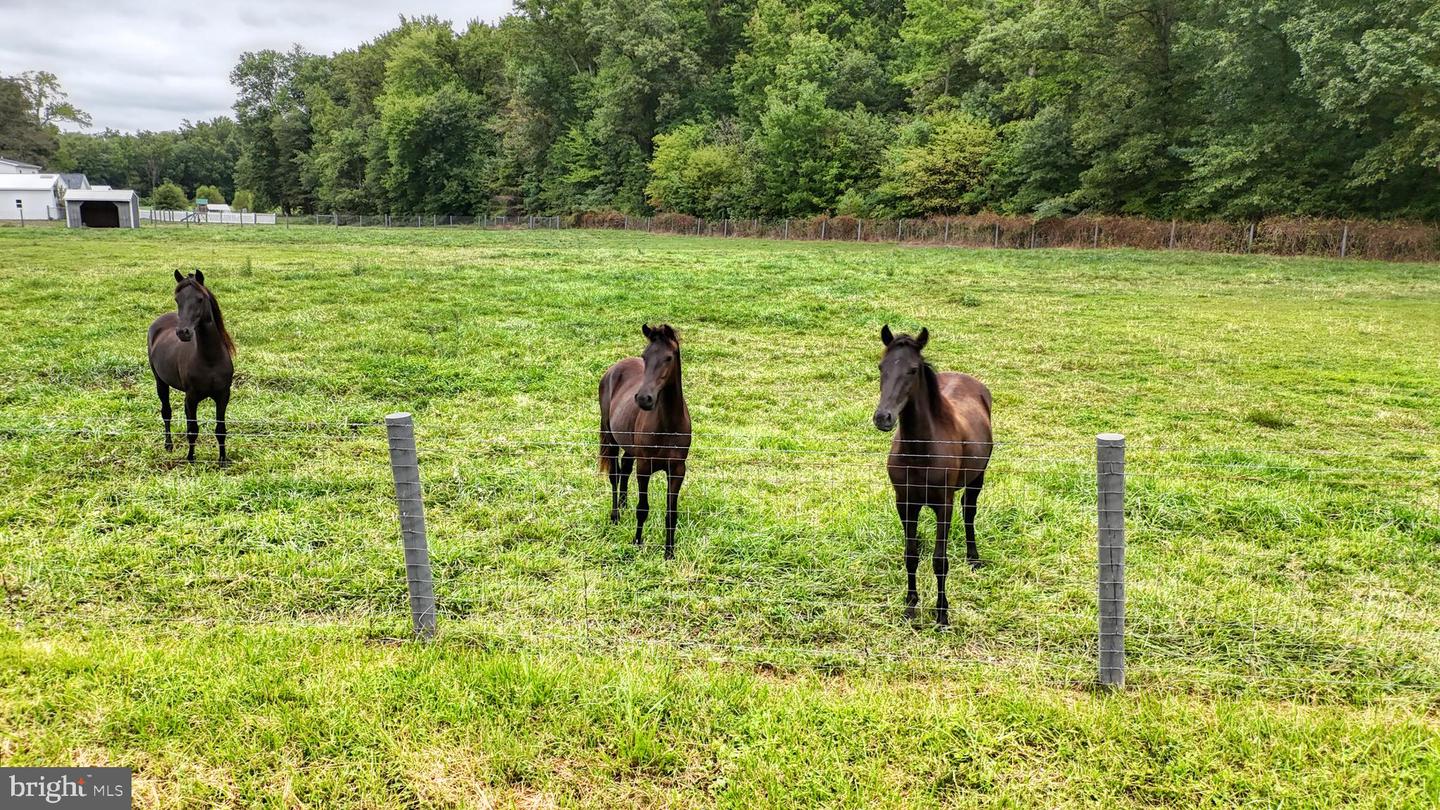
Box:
[141, 208, 277, 225]
[138, 206, 1440, 262]
[577, 211, 1440, 262]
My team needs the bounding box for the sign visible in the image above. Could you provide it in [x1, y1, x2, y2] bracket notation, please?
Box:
[196, 198, 208, 206]
[3, 768, 132, 808]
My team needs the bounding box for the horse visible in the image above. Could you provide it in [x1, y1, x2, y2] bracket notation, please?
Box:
[147, 270, 236, 466]
[599, 324, 692, 559]
[873, 325, 992, 627]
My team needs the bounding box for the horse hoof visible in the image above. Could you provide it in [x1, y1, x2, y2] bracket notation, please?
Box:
[219, 458, 231, 469]
[968, 558, 985, 570]
[164, 442, 173, 452]
[935, 620, 952, 632]
[904, 605, 918, 621]
[609, 511, 620, 524]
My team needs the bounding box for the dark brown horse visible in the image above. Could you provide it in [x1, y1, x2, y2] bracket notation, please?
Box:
[873, 325, 992, 627]
[147, 270, 235, 465]
[599, 324, 692, 559]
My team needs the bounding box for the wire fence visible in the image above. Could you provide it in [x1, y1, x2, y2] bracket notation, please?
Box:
[135, 207, 1440, 262]
[2, 415, 1437, 707]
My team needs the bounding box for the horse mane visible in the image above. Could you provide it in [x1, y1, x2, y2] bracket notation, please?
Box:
[207, 289, 236, 357]
[179, 277, 236, 356]
[648, 323, 680, 346]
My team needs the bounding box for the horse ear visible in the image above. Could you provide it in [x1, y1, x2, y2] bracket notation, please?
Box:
[661, 324, 677, 342]
[916, 327, 929, 350]
[195, 270, 205, 285]
[641, 323, 653, 340]
[174, 269, 184, 283]
[880, 324, 894, 346]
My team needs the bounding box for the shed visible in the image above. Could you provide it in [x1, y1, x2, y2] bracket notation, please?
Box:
[0, 174, 65, 220]
[64, 188, 140, 229]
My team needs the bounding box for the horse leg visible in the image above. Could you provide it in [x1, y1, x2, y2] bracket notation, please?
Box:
[934, 495, 955, 628]
[183, 391, 200, 464]
[633, 461, 653, 547]
[603, 443, 622, 522]
[214, 389, 230, 468]
[618, 454, 634, 510]
[156, 377, 172, 452]
[663, 461, 685, 560]
[963, 473, 984, 568]
[898, 491, 922, 621]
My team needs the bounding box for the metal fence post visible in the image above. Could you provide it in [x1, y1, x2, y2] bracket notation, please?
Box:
[1097, 433, 1126, 688]
[386, 412, 437, 637]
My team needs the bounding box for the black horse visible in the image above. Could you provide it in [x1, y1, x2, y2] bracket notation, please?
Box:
[147, 270, 235, 465]
[873, 326, 992, 626]
[599, 324, 692, 559]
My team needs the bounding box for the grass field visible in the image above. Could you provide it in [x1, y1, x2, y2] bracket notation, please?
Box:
[1, 225, 1437, 807]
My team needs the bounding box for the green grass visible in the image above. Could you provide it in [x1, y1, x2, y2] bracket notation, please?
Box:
[1, 225, 1438, 806]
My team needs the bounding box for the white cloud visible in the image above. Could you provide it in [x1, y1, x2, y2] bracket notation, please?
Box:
[0, 0, 514, 131]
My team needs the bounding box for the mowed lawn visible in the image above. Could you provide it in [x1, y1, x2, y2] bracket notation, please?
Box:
[0, 225, 1437, 807]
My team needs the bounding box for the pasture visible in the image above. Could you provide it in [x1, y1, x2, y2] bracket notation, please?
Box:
[1, 225, 1437, 807]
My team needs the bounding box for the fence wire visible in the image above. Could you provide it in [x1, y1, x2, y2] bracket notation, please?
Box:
[1, 417, 1436, 707]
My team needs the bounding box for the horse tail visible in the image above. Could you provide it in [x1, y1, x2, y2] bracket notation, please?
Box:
[598, 373, 613, 474]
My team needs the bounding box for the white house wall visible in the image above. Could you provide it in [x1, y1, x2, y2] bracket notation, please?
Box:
[0, 189, 61, 220]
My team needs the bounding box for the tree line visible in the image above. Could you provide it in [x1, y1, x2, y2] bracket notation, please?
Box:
[18, 0, 1440, 221]
[1, 72, 243, 204]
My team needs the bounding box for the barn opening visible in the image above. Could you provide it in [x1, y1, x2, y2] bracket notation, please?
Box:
[79, 201, 121, 228]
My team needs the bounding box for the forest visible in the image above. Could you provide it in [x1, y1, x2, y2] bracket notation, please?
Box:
[20, 0, 1440, 220]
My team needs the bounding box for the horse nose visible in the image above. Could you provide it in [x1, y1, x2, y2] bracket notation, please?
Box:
[873, 410, 895, 431]
[635, 392, 655, 411]
[175, 327, 193, 342]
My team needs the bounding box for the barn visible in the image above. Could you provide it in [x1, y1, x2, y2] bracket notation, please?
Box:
[0, 173, 65, 221]
[64, 188, 141, 229]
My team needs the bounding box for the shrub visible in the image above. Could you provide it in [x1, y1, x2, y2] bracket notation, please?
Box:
[150, 182, 189, 210]
[231, 190, 256, 212]
[193, 184, 226, 205]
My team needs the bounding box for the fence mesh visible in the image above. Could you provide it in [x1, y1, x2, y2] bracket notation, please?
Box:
[4, 416, 1435, 708]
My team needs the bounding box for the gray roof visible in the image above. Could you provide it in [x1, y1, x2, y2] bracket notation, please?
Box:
[0, 156, 43, 170]
[66, 188, 138, 202]
[59, 173, 89, 190]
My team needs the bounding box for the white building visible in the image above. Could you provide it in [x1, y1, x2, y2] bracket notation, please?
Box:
[0, 173, 65, 220]
[0, 157, 42, 174]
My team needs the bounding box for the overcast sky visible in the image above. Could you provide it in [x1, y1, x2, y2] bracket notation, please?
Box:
[1, 0, 515, 132]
